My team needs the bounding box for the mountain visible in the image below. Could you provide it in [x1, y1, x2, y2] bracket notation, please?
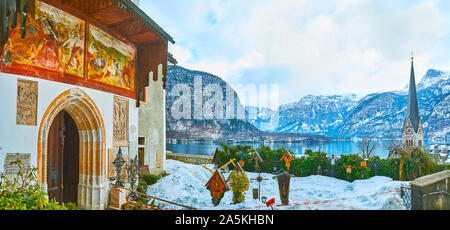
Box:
[248, 94, 361, 135]
[165, 66, 330, 143]
[248, 69, 450, 140]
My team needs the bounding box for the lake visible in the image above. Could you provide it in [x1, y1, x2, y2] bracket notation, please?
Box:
[166, 140, 418, 159]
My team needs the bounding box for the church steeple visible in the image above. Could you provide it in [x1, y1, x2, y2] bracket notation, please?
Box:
[402, 53, 424, 149]
[407, 53, 420, 133]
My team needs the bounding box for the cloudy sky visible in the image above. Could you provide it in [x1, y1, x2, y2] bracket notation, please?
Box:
[140, 0, 450, 107]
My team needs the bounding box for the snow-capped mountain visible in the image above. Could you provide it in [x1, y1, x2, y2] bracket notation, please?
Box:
[248, 94, 362, 135]
[248, 69, 450, 140]
[165, 66, 330, 142]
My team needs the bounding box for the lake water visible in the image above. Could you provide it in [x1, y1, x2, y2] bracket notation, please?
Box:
[166, 140, 415, 159]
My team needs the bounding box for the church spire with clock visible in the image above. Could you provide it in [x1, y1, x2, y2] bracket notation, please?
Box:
[402, 54, 424, 148]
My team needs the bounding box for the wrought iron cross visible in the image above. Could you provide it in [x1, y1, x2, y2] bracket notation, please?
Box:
[113, 147, 126, 187]
[251, 173, 268, 201]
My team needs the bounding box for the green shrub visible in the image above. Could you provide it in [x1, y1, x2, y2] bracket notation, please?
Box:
[399, 147, 443, 181]
[140, 173, 162, 186]
[227, 169, 249, 204]
[334, 154, 372, 182]
[136, 173, 162, 203]
[0, 161, 78, 210]
[214, 144, 448, 182]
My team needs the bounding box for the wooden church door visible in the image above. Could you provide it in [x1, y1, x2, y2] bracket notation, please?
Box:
[47, 111, 79, 204]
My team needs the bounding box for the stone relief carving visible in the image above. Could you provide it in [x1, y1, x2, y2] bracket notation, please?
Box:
[113, 96, 129, 147]
[16, 79, 38, 126]
[4, 153, 31, 181]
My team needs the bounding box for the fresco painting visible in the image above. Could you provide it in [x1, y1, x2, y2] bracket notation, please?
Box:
[1, 1, 85, 77]
[88, 25, 136, 91]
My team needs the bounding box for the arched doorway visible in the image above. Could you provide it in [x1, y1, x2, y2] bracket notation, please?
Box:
[38, 88, 107, 210]
[47, 110, 79, 204]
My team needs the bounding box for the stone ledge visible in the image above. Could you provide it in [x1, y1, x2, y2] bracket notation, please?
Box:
[410, 170, 449, 210]
[411, 170, 450, 187]
[166, 153, 209, 165]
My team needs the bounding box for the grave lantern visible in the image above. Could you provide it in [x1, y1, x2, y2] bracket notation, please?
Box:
[253, 188, 259, 200]
[274, 172, 294, 205]
[261, 196, 267, 204]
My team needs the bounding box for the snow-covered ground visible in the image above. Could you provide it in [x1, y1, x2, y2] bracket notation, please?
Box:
[146, 160, 410, 210]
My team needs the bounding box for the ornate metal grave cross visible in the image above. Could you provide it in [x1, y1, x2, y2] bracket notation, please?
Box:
[251, 173, 268, 201]
[250, 150, 267, 201]
[113, 147, 126, 187]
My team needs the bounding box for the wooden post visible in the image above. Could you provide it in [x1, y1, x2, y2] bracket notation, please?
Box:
[113, 185, 197, 210]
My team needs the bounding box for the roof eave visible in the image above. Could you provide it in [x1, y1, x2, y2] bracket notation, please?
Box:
[119, 0, 175, 44]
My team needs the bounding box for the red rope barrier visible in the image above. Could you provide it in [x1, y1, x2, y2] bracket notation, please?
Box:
[228, 187, 411, 210]
[110, 184, 410, 211]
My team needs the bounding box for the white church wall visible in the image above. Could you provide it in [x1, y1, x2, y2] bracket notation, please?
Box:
[0, 72, 139, 174]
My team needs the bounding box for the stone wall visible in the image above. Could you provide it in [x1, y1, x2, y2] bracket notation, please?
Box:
[166, 152, 210, 165]
[138, 65, 167, 174]
[410, 170, 449, 210]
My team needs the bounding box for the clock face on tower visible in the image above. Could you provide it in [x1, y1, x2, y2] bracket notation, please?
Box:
[407, 128, 412, 134]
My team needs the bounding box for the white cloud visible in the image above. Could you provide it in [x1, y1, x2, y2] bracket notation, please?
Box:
[230, 0, 443, 102]
[145, 0, 446, 105]
[181, 51, 265, 81]
[169, 45, 193, 66]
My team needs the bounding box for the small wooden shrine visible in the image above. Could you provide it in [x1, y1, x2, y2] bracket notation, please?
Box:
[205, 170, 230, 206]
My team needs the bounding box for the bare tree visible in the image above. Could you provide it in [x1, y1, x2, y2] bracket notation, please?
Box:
[385, 135, 405, 159]
[357, 136, 379, 160]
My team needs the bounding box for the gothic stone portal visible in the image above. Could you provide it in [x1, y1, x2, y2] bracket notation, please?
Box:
[38, 88, 107, 210]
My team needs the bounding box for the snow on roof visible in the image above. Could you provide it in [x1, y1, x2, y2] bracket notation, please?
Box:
[252, 151, 263, 162]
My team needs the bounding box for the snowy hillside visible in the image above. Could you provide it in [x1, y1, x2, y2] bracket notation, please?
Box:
[165, 66, 330, 143]
[146, 160, 410, 210]
[249, 94, 361, 135]
[166, 66, 449, 140]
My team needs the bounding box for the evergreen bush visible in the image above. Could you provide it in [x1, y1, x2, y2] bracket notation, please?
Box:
[216, 143, 448, 182]
[227, 169, 249, 204]
[140, 173, 162, 186]
[0, 161, 78, 210]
